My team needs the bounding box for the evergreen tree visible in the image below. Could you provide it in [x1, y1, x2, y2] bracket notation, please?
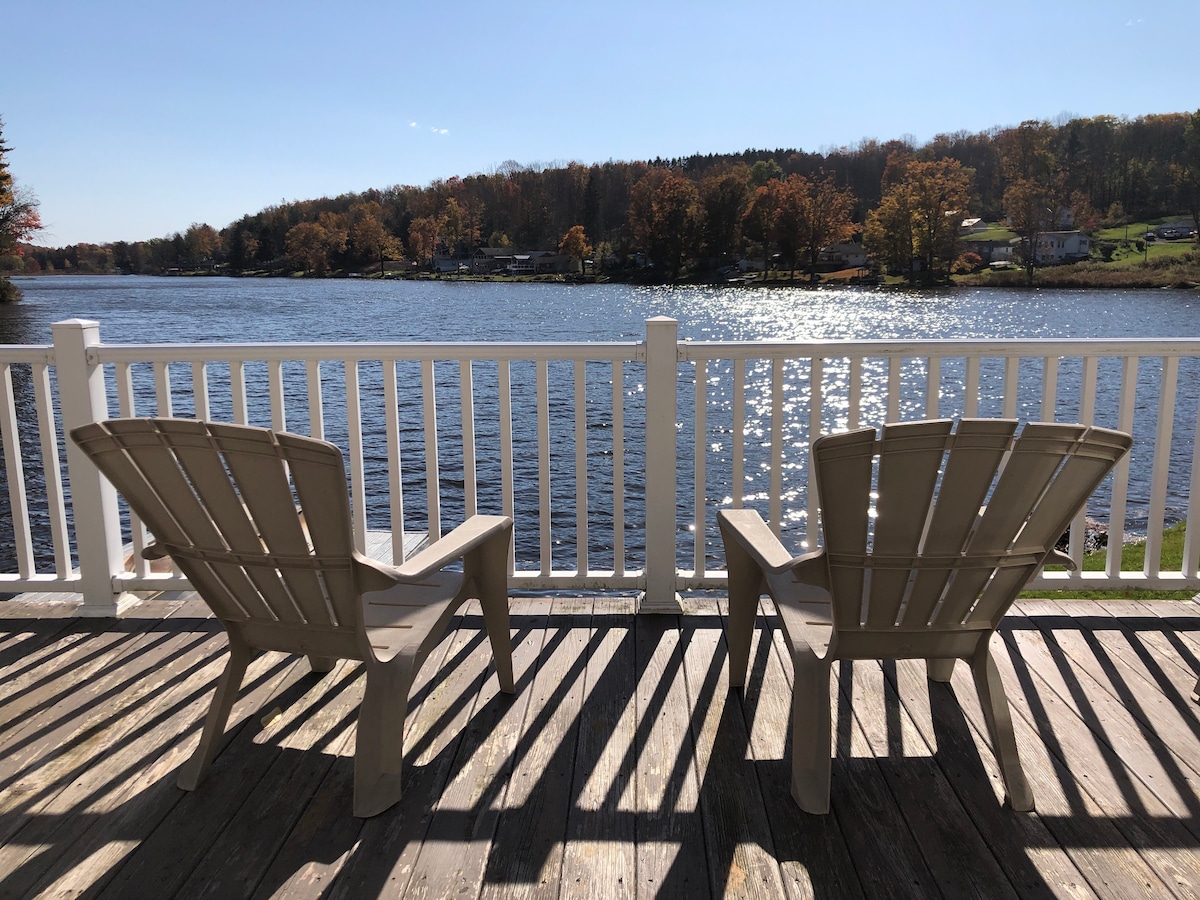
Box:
[0, 117, 42, 300]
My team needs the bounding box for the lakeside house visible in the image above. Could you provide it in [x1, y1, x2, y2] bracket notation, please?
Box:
[817, 242, 868, 269]
[469, 248, 573, 275]
[963, 237, 1018, 264]
[1035, 230, 1090, 265]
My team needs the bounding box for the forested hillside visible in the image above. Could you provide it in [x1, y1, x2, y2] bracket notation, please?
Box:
[14, 111, 1200, 282]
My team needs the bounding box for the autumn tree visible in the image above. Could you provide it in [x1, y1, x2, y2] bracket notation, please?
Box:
[346, 201, 401, 271]
[440, 198, 464, 256]
[183, 223, 222, 268]
[798, 174, 857, 278]
[699, 167, 750, 262]
[0, 117, 42, 300]
[999, 120, 1062, 284]
[284, 221, 329, 274]
[864, 154, 971, 281]
[407, 215, 443, 269]
[742, 179, 783, 274]
[558, 225, 592, 274]
[628, 170, 702, 281]
[772, 173, 857, 279]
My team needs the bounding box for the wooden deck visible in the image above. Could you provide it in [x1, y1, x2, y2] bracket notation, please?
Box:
[2, 595, 1200, 899]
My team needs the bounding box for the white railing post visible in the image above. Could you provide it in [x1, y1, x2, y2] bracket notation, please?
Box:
[53, 319, 141, 616]
[640, 317, 682, 612]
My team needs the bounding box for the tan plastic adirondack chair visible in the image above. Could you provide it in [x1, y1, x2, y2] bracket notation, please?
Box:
[71, 418, 515, 818]
[719, 418, 1132, 814]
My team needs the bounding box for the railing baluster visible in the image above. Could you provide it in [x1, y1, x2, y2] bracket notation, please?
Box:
[268, 359, 285, 432]
[115, 362, 150, 577]
[1184, 389, 1200, 579]
[1041, 356, 1059, 420]
[33, 363, 71, 577]
[499, 360, 515, 576]
[153, 362, 172, 417]
[1, 364, 34, 578]
[1144, 355, 1178, 579]
[808, 357, 822, 548]
[461, 360, 477, 517]
[612, 360, 625, 577]
[848, 356, 862, 429]
[1003, 356, 1020, 418]
[536, 359, 551, 576]
[383, 359, 405, 563]
[925, 357, 940, 418]
[887, 356, 901, 421]
[1068, 356, 1100, 569]
[575, 359, 588, 575]
[346, 360, 367, 552]
[231, 361, 248, 424]
[305, 360, 324, 439]
[732, 358, 745, 508]
[694, 359, 706, 575]
[192, 361, 210, 419]
[1106, 355, 1138, 578]
[770, 358, 784, 535]
[964, 356, 980, 417]
[421, 359, 440, 541]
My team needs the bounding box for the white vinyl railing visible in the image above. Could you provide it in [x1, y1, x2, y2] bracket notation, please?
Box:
[1, 317, 1199, 615]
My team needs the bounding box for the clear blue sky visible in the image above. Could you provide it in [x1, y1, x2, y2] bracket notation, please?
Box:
[5, 0, 1198, 247]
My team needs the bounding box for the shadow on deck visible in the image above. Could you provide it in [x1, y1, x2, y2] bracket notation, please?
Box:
[1, 595, 1199, 898]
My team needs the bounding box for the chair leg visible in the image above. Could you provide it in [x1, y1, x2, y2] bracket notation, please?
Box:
[307, 655, 336, 674]
[178, 635, 252, 791]
[353, 657, 415, 818]
[790, 648, 833, 814]
[927, 658, 956, 683]
[720, 521, 763, 690]
[972, 644, 1034, 811]
[477, 536, 515, 695]
[464, 523, 515, 694]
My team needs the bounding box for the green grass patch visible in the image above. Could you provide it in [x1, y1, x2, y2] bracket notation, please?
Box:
[963, 226, 1017, 242]
[1022, 521, 1195, 600]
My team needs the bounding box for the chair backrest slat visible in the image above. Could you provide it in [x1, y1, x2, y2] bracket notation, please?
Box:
[812, 428, 876, 623]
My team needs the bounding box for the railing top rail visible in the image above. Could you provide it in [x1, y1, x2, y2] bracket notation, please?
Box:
[0, 345, 55, 365]
[680, 337, 1200, 361]
[88, 340, 645, 365]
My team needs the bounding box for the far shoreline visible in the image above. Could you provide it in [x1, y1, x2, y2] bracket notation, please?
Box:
[9, 267, 1200, 292]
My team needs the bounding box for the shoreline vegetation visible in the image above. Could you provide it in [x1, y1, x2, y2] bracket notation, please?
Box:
[11, 255, 1200, 291]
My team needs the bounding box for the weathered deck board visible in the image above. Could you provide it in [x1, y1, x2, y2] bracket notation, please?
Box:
[0, 596, 1198, 898]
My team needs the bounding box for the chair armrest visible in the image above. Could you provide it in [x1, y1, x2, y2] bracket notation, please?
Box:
[391, 515, 513, 582]
[718, 509, 815, 576]
[1044, 548, 1078, 572]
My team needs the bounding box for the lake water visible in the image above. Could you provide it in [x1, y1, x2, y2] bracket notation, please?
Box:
[3, 275, 1200, 573]
[5, 275, 1200, 345]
